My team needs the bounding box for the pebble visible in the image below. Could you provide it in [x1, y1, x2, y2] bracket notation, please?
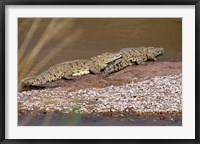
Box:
[18, 74, 182, 115]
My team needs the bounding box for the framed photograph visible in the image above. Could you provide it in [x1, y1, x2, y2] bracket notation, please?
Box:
[1, 0, 199, 143]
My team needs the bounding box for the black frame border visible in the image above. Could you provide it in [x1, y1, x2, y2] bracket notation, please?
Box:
[0, 0, 199, 143]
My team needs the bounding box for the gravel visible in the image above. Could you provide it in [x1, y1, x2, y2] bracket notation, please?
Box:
[18, 74, 182, 115]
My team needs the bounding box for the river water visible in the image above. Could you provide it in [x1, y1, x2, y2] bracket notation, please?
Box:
[18, 18, 182, 80]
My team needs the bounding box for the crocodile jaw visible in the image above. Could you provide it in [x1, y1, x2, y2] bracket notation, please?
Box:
[154, 47, 164, 57]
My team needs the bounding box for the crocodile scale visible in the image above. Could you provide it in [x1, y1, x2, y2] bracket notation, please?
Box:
[21, 52, 122, 87]
[103, 47, 164, 76]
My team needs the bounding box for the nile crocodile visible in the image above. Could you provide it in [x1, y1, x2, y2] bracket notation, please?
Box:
[21, 52, 122, 87]
[103, 47, 164, 76]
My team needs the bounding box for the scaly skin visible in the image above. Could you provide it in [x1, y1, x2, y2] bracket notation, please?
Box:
[90, 52, 122, 74]
[103, 47, 164, 76]
[21, 60, 91, 87]
[21, 52, 122, 87]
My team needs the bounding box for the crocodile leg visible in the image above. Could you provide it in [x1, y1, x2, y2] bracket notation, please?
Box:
[135, 57, 145, 65]
[63, 76, 74, 80]
[63, 71, 74, 80]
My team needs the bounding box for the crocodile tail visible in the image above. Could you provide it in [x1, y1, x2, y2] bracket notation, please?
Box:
[21, 76, 35, 87]
[21, 71, 57, 87]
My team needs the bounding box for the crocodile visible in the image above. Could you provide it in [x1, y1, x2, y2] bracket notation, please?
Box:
[103, 47, 164, 76]
[21, 52, 122, 87]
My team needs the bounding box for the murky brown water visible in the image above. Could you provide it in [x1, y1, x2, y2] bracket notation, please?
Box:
[18, 112, 182, 126]
[18, 18, 182, 80]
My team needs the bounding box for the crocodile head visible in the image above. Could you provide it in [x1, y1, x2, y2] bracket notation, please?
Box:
[154, 47, 164, 57]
